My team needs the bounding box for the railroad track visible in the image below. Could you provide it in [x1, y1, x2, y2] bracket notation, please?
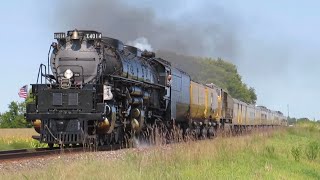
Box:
[0, 144, 123, 161]
[0, 127, 281, 161]
[0, 147, 80, 161]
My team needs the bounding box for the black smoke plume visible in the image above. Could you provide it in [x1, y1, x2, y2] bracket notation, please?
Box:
[52, 0, 238, 60]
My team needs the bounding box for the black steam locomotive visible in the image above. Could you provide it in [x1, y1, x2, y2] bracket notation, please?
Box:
[26, 30, 287, 148]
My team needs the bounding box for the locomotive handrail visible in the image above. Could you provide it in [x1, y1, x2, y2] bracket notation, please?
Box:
[36, 64, 47, 84]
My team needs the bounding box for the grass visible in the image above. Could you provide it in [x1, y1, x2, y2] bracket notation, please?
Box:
[0, 128, 46, 150]
[1, 123, 320, 179]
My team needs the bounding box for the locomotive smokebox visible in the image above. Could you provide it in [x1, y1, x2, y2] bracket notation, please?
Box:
[51, 30, 103, 84]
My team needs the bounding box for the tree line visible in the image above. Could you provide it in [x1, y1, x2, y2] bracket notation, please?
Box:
[157, 50, 257, 104]
[287, 117, 320, 125]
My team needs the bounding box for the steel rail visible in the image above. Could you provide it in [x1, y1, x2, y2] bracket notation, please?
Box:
[0, 147, 83, 161]
[0, 144, 123, 161]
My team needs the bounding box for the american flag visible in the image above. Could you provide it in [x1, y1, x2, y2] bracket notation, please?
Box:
[18, 85, 28, 99]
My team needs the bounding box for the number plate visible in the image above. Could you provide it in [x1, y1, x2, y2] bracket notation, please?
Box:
[54, 33, 66, 39]
[85, 33, 102, 40]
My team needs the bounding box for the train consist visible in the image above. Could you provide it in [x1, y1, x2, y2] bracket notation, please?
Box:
[26, 30, 287, 147]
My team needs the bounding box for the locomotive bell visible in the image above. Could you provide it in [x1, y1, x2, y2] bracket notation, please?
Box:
[71, 29, 80, 40]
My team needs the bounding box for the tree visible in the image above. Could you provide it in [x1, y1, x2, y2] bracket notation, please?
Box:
[0, 101, 29, 128]
[0, 90, 33, 128]
[297, 118, 310, 122]
[287, 117, 297, 124]
[157, 50, 258, 104]
[248, 87, 257, 104]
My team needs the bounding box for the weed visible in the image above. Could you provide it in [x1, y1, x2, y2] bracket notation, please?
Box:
[264, 145, 276, 158]
[305, 141, 319, 160]
[291, 145, 301, 162]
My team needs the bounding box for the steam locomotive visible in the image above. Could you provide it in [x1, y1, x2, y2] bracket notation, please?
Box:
[26, 30, 287, 148]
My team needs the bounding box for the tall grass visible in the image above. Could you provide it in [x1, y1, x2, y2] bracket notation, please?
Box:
[1, 124, 320, 179]
[0, 128, 46, 150]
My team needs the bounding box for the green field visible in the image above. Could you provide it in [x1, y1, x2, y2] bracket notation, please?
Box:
[1, 123, 320, 179]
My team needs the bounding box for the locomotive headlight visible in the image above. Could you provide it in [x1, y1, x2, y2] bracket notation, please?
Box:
[64, 69, 74, 79]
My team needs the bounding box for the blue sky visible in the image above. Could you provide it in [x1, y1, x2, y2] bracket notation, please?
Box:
[0, 1, 319, 119]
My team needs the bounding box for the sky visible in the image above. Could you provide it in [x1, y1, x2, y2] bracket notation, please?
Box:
[0, 0, 319, 119]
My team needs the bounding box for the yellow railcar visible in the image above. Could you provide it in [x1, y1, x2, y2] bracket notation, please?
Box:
[190, 81, 210, 121]
[189, 81, 222, 123]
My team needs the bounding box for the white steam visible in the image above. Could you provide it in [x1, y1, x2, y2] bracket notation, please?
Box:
[127, 37, 153, 51]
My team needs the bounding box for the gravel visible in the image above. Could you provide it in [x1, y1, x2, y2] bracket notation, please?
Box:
[0, 145, 171, 173]
[0, 148, 129, 172]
